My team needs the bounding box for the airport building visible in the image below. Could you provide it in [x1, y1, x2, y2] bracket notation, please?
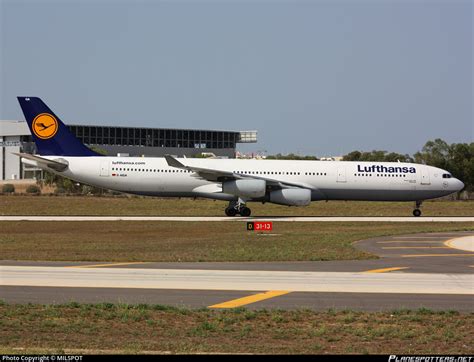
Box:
[0, 120, 257, 180]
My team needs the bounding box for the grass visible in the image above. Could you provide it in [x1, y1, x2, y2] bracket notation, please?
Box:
[0, 195, 473, 216]
[0, 221, 472, 262]
[0, 303, 472, 354]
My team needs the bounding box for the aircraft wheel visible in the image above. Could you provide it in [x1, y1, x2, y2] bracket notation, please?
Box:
[225, 207, 237, 217]
[240, 207, 251, 217]
[413, 209, 422, 217]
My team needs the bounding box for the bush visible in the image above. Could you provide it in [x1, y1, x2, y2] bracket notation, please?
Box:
[25, 185, 41, 194]
[2, 184, 15, 193]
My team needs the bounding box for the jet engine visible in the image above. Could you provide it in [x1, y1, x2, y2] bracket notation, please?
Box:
[222, 179, 266, 198]
[269, 188, 311, 206]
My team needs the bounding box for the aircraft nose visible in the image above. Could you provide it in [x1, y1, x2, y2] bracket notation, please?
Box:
[450, 178, 464, 191]
[454, 178, 464, 191]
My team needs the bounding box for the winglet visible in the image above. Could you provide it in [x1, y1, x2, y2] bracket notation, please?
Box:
[164, 154, 187, 169]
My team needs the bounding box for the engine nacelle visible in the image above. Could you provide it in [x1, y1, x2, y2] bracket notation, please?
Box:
[269, 188, 311, 206]
[222, 179, 266, 198]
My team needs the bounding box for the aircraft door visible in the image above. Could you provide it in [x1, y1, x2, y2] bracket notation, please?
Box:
[100, 160, 109, 177]
[420, 166, 430, 185]
[337, 167, 346, 183]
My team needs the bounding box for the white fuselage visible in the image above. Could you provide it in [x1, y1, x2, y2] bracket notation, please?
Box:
[38, 156, 463, 203]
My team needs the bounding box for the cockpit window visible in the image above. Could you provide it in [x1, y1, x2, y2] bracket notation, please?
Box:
[442, 173, 452, 179]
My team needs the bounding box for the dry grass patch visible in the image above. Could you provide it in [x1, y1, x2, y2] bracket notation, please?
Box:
[0, 303, 472, 354]
[0, 221, 472, 262]
[0, 195, 472, 216]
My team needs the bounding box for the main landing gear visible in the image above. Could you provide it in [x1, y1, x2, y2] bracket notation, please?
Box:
[225, 200, 251, 217]
[413, 200, 423, 217]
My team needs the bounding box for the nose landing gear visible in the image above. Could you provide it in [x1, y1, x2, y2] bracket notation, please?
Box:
[413, 200, 423, 217]
[225, 199, 251, 217]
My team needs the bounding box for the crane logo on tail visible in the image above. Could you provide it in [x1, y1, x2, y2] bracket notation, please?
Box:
[32, 113, 59, 139]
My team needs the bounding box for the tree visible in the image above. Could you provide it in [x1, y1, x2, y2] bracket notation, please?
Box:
[413, 138, 450, 169]
[414, 139, 473, 191]
[342, 151, 362, 161]
[41, 170, 106, 195]
[266, 153, 318, 160]
[342, 150, 413, 162]
[384, 152, 413, 163]
[446, 142, 474, 192]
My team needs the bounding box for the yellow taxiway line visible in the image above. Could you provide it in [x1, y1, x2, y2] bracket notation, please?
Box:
[363, 267, 409, 273]
[65, 262, 149, 268]
[208, 290, 291, 309]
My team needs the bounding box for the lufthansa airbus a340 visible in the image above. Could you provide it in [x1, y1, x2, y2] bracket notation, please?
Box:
[15, 97, 464, 217]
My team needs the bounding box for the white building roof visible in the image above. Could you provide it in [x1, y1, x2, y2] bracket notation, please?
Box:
[0, 120, 30, 136]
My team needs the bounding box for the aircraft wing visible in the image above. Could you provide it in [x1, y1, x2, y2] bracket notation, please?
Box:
[14, 153, 69, 172]
[164, 155, 318, 191]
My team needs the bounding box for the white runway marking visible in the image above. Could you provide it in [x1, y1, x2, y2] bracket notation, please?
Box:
[0, 216, 473, 222]
[1, 266, 472, 295]
[445, 235, 474, 252]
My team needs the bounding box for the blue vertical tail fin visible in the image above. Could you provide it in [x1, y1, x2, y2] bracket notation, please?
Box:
[17, 97, 99, 156]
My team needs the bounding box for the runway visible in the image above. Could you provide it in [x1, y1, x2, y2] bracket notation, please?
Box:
[1, 216, 473, 222]
[1, 266, 472, 294]
[1, 231, 473, 311]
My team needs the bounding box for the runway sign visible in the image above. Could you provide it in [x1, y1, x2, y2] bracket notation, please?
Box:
[247, 221, 273, 231]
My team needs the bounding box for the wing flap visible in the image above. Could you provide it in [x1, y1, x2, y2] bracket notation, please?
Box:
[164, 154, 318, 190]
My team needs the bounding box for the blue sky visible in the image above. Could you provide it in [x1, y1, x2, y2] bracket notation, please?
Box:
[1, 0, 472, 156]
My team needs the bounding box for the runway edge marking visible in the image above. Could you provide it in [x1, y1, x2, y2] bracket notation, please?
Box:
[208, 291, 291, 309]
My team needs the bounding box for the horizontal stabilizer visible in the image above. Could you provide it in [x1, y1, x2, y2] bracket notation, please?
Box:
[14, 153, 69, 172]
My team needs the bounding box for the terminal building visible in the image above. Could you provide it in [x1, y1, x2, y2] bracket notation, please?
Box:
[0, 120, 257, 180]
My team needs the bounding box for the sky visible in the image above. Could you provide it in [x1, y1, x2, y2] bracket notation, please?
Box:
[0, 0, 472, 156]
